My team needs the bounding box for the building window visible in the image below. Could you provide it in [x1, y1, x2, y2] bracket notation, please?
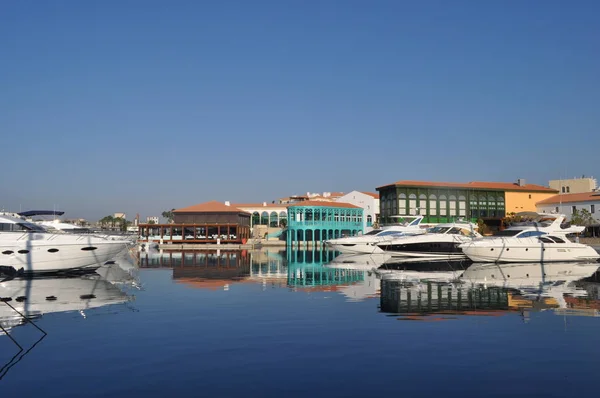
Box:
[439, 195, 447, 216]
[555, 207, 559, 212]
[562, 187, 565, 193]
[458, 195, 466, 216]
[399, 194, 406, 215]
[449, 195, 457, 216]
[429, 194, 437, 216]
[567, 187, 570, 193]
[409, 194, 417, 215]
[528, 194, 531, 199]
[592, 205, 595, 214]
[572, 206, 576, 214]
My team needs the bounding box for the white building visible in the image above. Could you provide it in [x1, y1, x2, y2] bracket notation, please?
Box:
[536, 192, 600, 222]
[549, 177, 597, 194]
[146, 216, 159, 224]
[335, 191, 380, 231]
[231, 202, 288, 227]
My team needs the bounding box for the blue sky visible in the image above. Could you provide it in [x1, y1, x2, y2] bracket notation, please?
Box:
[1, 0, 599, 221]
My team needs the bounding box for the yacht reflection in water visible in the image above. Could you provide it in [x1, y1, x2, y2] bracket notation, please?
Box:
[0, 265, 136, 380]
[380, 261, 600, 321]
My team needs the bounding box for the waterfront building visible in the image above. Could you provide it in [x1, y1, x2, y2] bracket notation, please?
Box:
[536, 192, 600, 222]
[376, 179, 557, 226]
[137, 201, 251, 244]
[232, 202, 288, 228]
[146, 216, 159, 224]
[286, 201, 364, 247]
[335, 191, 380, 230]
[549, 176, 597, 194]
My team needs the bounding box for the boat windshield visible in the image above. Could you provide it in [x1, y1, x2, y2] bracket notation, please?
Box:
[493, 230, 522, 237]
[377, 230, 404, 237]
[364, 229, 383, 236]
[390, 216, 420, 226]
[0, 222, 47, 232]
[427, 226, 450, 234]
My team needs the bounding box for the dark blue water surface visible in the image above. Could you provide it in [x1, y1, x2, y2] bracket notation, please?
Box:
[2, 249, 600, 398]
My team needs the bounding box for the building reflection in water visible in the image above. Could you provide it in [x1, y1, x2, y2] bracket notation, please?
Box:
[138, 249, 600, 318]
[138, 248, 376, 298]
[380, 261, 600, 321]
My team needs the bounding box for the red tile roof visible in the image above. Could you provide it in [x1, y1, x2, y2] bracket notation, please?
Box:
[536, 191, 600, 205]
[233, 203, 286, 208]
[174, 201, 250, 213]
[286, 200, 361, 209]
[361, 191, 380, 199]
[377, 180, 557, 193]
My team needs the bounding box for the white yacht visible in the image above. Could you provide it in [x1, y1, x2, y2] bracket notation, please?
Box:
[376, 221, 481, 261]
[324, 215, 426, 254]
[459, 213, 599, 263]
[0, 213, 132, 275]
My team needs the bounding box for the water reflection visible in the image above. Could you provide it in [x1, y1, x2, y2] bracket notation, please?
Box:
[137, 249, 600, 317]
[379, 261, 600, 321]
[138, 249, 380, 300]
[0, 264, 136, 380]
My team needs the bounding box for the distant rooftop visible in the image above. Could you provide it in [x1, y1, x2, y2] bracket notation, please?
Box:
[536, 192, 600, 205]
[377, 180, 557, 193]
[173, 201, 250, 213]
[287, 200, 361, 209]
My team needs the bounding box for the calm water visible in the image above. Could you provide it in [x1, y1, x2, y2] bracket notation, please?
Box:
[2, 248, 600, 397]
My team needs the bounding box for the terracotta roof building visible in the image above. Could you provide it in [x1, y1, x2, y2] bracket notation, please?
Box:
[138, 201, 251, 244]
[376, 179, 558, 226]
[536, 192, 600, 224]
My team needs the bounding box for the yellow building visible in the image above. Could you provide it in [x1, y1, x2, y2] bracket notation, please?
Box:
[504, 190, 558, 213]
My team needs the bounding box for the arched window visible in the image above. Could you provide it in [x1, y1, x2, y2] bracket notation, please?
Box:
[449, 195, 457, 216]
[458, 195, 466, 216]
[409, 194, 417, 215]
[261, 211, 269, 225]
[429, 194, 437, 216]
[279, 211, 287, 227]
[269, 211, 278, 227]
[305, 208, 313, 221]
[399, 193, 407, 215]
[252, 212, 260, 226]
[367, 215, 373, 226]
[439, 195, 447, 216]
[419, 194, 427, 214]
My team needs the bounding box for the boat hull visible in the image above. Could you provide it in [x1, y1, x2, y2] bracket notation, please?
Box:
[0, 240, 129, 274]
[461, 240, 600, 263]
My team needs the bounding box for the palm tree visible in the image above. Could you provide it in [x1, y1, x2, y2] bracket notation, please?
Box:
[162, 208, 176, 224]
[99, 215, 115, 229]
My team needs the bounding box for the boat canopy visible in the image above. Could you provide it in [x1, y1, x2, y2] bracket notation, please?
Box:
[17, 210, 65, 217]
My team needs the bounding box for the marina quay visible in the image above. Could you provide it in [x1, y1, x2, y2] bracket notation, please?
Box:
[137, 177, 600, 249]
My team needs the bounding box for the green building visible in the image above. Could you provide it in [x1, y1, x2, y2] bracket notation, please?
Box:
[376, 180, 507, 225]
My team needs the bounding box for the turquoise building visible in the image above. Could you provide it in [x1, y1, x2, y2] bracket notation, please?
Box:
[286, 201, 364, 247]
